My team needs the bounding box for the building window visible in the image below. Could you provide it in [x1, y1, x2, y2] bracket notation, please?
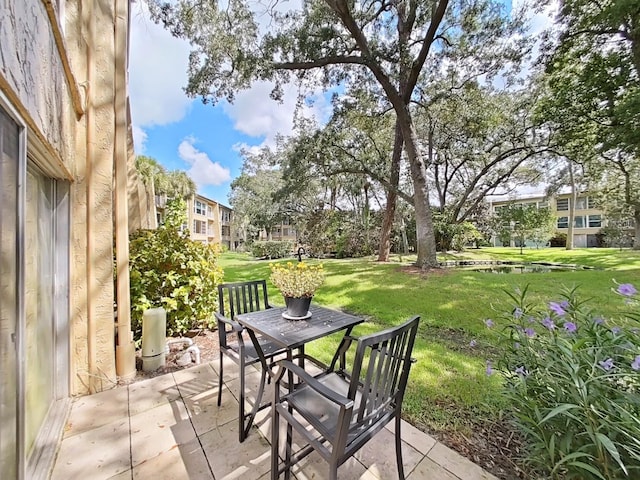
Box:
[221, 210, 231, 222]
[556, 198, 569, 211]
[557, 216, 569, 228]
[283, 228, 289, 236]
[574, 216, 586, 228]
[194, 200, 206, 215]
[221, 226, 230, 236]
[207, 205, 213, 217]
[588, 197, 598, 209]
[575, 197, 587, 210]
[538, 201, 548, 208]
[588, 215, 602, 228]
[193, 220, 207, 234]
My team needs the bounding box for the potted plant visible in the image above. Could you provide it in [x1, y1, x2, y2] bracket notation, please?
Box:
[269, 261, 325, 319]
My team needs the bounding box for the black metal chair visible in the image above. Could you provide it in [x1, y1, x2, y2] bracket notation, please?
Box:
[270, 315, 420, 480]
[215, 280, 288, 442]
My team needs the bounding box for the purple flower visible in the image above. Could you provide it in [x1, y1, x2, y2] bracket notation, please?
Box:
[524, 328, 536, 338]
[617, 283, 637, 297]
[527, 316, 536, 323]
[632, 356, 640, 371]
[611, 326, 621, 335]
[542, 317, 555, 330]
[549, 302, 566, 316]
[599, 358, 614, 371]
[469, 339, 477, 347]
[593, 317, 605, 326]
[560, 300, 570, 308]
[564, 322, 577, 333]
[513, 307, 523, 319]
[484, 319, 494, 328]
[515, 366, 527, 377]
[486, 361, 494, 376]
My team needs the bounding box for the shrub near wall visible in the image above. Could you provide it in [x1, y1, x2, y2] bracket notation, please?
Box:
[128, 199, 223, 342]
[250, 240, 293, 259]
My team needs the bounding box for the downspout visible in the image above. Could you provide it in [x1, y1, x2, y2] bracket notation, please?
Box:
[114, 0, 136, 380]
[85, 0, 97, 393]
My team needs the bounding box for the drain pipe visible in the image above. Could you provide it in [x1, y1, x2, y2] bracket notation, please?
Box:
[113, 0, 136, 381]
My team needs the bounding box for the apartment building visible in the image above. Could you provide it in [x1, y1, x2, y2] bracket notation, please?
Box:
[258, 218, 298, 243]
[182, 194, 238, 250]
[490, 193, 618, 248]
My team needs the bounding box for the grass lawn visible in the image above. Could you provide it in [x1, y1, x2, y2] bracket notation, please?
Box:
[217, 247, 640, 440]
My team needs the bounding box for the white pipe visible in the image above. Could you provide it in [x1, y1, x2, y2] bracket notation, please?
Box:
[186, 345, 201, 364]
[165, 337, 193, 354]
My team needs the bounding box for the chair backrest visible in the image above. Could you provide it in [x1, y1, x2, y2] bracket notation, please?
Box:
[347, 316, 419, 427]
[217, 280, 271, 319]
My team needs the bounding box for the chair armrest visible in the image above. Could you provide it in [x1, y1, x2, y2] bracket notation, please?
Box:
[214, 312, 243, 332]
[274, 360, 353, 409]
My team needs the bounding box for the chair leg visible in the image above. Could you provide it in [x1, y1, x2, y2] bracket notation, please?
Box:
[217, 352, 224, 407]
[395, 414, 405, 480]
[284, 415, 293, 480]
[239, 359, 246, 442]
[271, 405, 280, 480]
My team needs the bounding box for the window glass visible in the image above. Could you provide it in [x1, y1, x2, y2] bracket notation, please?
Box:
[557, 216, 569, 228]
[0, 107, 19, 479]
[588, 215, 602, 228]
[576, 197, 587, 210]
[574, 216, 585, 228]
[556, 198, 569, 211]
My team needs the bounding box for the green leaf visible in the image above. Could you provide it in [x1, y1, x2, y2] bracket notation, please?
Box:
[596, 432, 627, 475]
[565, 461, 607, 480]
[539, 404, 579, 424]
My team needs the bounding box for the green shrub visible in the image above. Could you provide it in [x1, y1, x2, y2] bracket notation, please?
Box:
[487, 284, 640, 479]
[250, 240, 292, 259]
[129, 198, 223, 342]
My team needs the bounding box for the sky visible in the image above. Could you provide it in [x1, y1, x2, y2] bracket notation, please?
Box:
[128, 2, 331, 206]
[128, 1, 555, 207]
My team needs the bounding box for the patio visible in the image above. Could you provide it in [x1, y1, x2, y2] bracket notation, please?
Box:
[50, 358, 499, 480]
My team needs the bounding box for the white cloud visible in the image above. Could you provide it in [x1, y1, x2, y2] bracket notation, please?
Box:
[222, 81, 332, 150]
[178, 137, 231, 187]
[132, 125, 148, 153]
[128, 3, 193, 129]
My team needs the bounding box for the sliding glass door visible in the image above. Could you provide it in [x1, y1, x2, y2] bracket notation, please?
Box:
[1, 102, 70, 480]
[0, 102, 20, 480]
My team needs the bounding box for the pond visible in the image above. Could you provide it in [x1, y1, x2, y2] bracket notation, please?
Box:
[440, 261, 597, 274]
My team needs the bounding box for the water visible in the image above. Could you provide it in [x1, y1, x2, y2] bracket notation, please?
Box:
[441, 262, 595, 274]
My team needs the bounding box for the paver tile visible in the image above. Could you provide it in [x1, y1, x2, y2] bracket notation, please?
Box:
[199, 419, 271, 480]
[132, 438, 213, 479]
[386, 419, 437, 455]
[130, 399, 196, 467]
[50, 416, 130, 480]
[408, 457, 460, 480]
[128, 373, 181, 416]
[355, 427, 423, 480]
[291, 451, 373, 480]
[182, 385, 237, 436]
[63, 386, 129, 438]
[172, 362, 218, 397]
[428, 442, 500, 480]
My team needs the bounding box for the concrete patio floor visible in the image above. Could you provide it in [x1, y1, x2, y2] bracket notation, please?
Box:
[49, 358, 499, 480]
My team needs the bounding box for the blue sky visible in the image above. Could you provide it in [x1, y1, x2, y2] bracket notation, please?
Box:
[128, 3, 331, 206]
[129, 1, 552, 206]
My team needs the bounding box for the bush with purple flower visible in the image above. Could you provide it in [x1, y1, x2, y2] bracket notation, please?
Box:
[489, 284, 640, 479]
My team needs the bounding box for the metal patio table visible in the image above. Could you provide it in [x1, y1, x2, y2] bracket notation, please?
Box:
[235, 304, 364, 436]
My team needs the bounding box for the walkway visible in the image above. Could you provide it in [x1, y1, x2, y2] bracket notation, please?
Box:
[50, 359, 499, 479]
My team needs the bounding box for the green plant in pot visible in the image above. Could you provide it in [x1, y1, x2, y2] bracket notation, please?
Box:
[269, 261, 325, 319]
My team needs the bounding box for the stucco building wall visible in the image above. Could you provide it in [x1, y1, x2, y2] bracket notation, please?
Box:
[0, 0, 146, 395]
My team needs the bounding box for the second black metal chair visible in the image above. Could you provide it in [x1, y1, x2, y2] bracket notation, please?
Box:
[215, 280, 288, 442]
[270, 315, 420, 480]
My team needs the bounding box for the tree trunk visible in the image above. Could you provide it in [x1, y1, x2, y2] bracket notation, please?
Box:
[399, 114, 438, 268]
[634, 207, 640, 250]
[377, 123, 403, 262]
[566, 160, 576, 250]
